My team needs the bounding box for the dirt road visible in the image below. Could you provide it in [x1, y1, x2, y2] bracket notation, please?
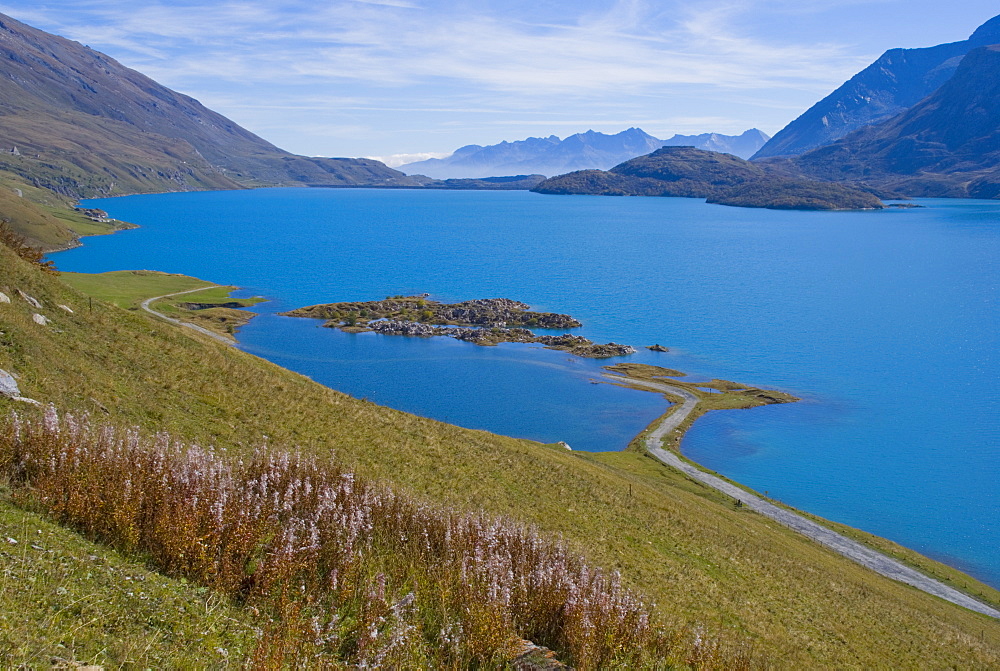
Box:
[140, 285, 234, 346]
[605, 374, 1000, 619]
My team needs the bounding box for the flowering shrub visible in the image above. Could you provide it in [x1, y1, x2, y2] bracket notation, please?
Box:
[0, 408, 738, 668]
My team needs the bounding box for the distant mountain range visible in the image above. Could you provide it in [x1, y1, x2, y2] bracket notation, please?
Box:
[0, 12, 414, 199]
[754, 14, 1000, 159]
[401, 128, 770, 178]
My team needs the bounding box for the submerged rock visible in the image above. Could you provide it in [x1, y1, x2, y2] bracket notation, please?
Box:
[366, 320, 635, 358]
[569, 342, 637, 358]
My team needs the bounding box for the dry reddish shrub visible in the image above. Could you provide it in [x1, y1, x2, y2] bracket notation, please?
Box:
[1, 408, 731, 668]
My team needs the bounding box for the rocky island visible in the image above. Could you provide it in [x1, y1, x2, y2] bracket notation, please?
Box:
[283, 296, 637, 358]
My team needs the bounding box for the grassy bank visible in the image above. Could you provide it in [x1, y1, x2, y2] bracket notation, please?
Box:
[2, 245, 999, 666]
[61, 270, 265, 340]
[0, 175, 128, 250]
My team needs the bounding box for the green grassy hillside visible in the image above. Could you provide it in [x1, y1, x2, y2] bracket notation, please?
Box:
[1, 245, 999, 666]
[0, 177, 126, 250]
[0, 502, 255, 667]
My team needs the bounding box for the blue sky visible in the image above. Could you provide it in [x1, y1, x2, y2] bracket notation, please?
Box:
[2, 1, 997, 163]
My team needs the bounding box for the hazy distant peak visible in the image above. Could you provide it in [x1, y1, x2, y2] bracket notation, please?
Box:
[400, 128, 769, 179]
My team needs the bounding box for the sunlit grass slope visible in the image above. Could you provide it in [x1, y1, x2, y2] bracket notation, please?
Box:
[1, 246, 999, 667]
[0, 172, 127, 249]
[59, 270, 216, 309]
[0, 501, 254, 667]
[60, 270, 265, 340]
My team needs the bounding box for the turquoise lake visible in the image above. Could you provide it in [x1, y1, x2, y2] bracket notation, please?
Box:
[58, 188, 999, 587]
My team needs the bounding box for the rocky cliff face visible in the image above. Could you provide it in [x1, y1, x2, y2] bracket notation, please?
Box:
[0, 13, 413, 197]
[753, 14, 1000, 160]
[784, 45, 1000, 198]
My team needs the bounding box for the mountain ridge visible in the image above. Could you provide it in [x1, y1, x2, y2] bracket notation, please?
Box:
[402, 128, 769, 178]
[753, 13, 1000, 159]
[773, 44, 1000, 197]
[0, 12, 415, 202]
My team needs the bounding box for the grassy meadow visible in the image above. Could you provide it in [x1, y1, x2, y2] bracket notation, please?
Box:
[60, 270, 265, 340]
[0, 501, 255, 667]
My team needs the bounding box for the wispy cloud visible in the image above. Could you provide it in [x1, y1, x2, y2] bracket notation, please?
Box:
[0, 0, 911, 155]
[5, 0, 871, 95]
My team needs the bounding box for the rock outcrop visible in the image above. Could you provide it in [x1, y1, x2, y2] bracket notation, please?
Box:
[365, 320, 636, 358]
[17, 289, 41, 309]
[0, 367, 39, 405]
[0, 369, 18, 397]
[286, 295, 638, 358]
[285, 296, 582, 329]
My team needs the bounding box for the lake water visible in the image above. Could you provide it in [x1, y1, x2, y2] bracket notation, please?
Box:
[57, 188, 999, 587]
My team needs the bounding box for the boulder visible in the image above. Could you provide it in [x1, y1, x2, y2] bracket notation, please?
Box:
[0, 369, 19, 397]
[32, 313, 50, 325]
[0, 292, 10, 304]
[18, 290, 42, 309]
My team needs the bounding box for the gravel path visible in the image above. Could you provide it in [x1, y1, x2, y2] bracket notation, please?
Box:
[605, 374, 1000, 619]
[140, 285, 234, 346]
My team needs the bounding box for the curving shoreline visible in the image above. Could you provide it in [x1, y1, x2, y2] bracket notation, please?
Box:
[608, 372, 1000, 619]
[139, 285, 236, 346]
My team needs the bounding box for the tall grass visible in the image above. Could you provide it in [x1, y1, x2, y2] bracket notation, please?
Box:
[0, 407, 741, 668]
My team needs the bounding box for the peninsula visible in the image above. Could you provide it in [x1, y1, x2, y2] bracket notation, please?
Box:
[283, 296, 637, 357]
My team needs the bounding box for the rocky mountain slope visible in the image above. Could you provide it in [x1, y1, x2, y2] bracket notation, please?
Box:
[534, 146, 883, 210]
[779, 45, 1000, 197]
[753, 14, 1000, 159]
[402, 128, 769, 178]
[0, 12, 413, 200]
